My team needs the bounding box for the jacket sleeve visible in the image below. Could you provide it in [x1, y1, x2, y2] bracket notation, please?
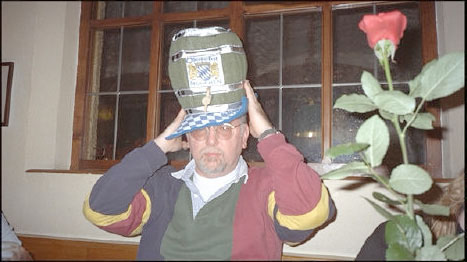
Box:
[82, 141, 174, 237]
[258, 133, 336, 245]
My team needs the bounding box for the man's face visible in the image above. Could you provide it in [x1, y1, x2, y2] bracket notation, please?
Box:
[187, 117, 249, 178]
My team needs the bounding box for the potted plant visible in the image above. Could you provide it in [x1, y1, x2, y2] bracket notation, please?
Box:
[321, 10, 464, 260]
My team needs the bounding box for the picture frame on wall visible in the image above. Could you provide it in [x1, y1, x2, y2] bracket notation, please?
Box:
[2, 62, 14, 126]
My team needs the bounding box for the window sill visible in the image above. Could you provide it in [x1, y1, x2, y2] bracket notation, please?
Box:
[25, 165, 453, 183]
[26, 169, 106, 175]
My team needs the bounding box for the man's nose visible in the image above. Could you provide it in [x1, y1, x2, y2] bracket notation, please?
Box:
[206, 126, 219, 145]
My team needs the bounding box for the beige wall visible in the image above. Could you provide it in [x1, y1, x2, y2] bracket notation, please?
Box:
[1, 1, 464, 259]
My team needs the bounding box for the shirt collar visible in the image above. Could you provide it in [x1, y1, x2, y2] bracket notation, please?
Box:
[171, 156, 249, 184]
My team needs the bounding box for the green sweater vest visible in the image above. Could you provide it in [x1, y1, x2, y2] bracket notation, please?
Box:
[160, 177, 244, 260]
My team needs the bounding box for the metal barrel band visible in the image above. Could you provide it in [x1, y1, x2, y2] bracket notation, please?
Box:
[185, 100, 244, 114]
[175, 82, 243, 97]
[172, 26, 230, 41]
[171, 45, 244, 62]
[177, 88, 246, 109]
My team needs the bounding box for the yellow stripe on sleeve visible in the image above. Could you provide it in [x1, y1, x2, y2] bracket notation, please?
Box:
[129, 189, 151, 236]
[82, 189, 151, 229]
[267, 184, 330, 231]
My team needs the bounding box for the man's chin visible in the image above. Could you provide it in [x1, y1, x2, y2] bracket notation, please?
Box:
[198, 162, 226, 176]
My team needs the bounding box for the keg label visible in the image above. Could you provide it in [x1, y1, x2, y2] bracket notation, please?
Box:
[186, 52, 225, 88]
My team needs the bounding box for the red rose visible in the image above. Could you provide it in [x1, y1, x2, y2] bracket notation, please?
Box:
[358, 10, 407, 49]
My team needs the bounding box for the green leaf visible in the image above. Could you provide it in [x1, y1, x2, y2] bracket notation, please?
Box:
[364, 197, 394, 221]
[412, 52, 465, 101]
[416, 215, 433, 247]
[320, 161, 369, 180]
[333, 94, 377, 113]
[415, 246, 446, 261]
[437, 234, 465, 260]
[372, 191, 402, 206]
[389, 164, 433, 195]
[356, 115, 389, 167]
[373, 90, 416, 115]
[379, 109, 394, 121]
[361, 71, 383, 100]
[386, 243, 415, 261]
[324, 143, 369, 158]
[414, 200, 450, 216]
[402, 112, 436, 130]
[409, 58, 437, 97]
[385, 215, 423, 253]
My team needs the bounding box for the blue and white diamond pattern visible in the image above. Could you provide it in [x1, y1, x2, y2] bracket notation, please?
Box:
[197, 63, 211, 81]
[165, 97, 248, 139]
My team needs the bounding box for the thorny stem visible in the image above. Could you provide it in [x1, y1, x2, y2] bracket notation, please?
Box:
[382, 53, 413, 220]
[382, 51, 394, 91]
[359, 152, 407, 206]
[402, 96, 427, 135]
[383, 48, 394, 91]
[369, 169, 406, 206]
[393, 118, 409, 165]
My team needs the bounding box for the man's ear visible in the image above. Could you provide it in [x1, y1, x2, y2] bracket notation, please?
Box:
[241, 124, 249, 149]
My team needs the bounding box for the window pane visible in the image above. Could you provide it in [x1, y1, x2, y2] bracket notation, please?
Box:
[283, 88, 322, 162]
[333, 5, 374, 83]
[92, 27, 151, 93]
[95, 1, 123, 20]
[196, 20, 230, 29]
[116, 94, 147, 159]
[333, 2, 422, 83]
[94, 29, 120, 92]
[332, 84, 425, 166]
[245, 16, 280, 86]
[163, 1, 229, 13]
[332, 85, 374, 163]
[82, 95, 116, 160]
[283, 11, 322, 85]
[376, 2, 422, 81]
[94, 1, 153, 19]
[161, 22, 194, 91]
[121, 26, 151, 91]
[159, 92, 189, 161]
[124, 1, 153, 17]
[243, 89, 279, 162]
[245, 1, 304, 5]
[385, 119, 426, 169]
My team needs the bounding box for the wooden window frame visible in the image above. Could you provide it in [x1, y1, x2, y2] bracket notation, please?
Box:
[70, 1, 441, 177]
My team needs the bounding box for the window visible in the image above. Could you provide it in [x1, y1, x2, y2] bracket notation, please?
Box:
[332, 2, 427, 171]
[71, 1, 441, 177]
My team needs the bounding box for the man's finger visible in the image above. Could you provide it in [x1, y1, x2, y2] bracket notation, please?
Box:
[160, 109, 186, 137]
[175, 109, 186, 122]
[243, 80, 255, 99]
[170, 109, 185, 127]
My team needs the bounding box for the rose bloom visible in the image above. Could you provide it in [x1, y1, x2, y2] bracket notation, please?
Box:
[358, 10, 407, 49]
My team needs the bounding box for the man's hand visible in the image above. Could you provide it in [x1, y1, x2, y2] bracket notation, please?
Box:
[243, 80, 274, 138]
[154, 109, 189, 153]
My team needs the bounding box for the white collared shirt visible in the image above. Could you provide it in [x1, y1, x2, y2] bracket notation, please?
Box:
[171, 156, 249, 218]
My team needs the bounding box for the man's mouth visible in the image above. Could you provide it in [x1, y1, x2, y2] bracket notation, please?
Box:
[204, 152, 221, 158]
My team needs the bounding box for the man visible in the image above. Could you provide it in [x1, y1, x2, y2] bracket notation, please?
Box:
[83, 27, 334, 260]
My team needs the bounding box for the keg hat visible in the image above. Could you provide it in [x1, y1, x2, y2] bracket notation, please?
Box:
[165, 26, 248, 139]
